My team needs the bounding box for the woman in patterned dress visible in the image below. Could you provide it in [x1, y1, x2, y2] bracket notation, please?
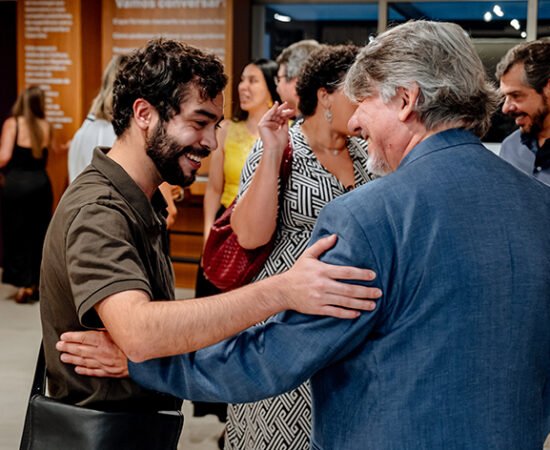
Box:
[228, 45, 374, 450]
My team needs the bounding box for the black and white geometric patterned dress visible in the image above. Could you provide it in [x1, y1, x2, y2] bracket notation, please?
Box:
[224, 123, 373, 450]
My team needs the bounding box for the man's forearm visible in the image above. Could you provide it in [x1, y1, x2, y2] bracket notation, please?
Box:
[96, 235, 380, 362]
[97, 276, 287, 362]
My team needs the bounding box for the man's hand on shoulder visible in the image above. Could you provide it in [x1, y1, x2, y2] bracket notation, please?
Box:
[273, 234, 382, 319]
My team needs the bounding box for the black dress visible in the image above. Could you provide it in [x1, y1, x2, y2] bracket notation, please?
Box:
[1, 122, 52, 289]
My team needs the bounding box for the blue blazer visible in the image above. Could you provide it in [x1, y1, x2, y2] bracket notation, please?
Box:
[131, 129, 550, 450]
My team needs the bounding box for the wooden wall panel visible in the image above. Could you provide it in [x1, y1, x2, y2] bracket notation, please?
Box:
[101, 0, 248, 117]
[17, 0, 102, 206]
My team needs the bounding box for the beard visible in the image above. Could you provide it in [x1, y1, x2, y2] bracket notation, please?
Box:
[146, 120, 210, 188]
[366, 151, 392, 177]
[526, 103, 549, 137]
[511, 94, 549, 137]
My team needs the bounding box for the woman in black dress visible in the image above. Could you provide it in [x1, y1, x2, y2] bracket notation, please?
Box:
[0, 86, 53, 303]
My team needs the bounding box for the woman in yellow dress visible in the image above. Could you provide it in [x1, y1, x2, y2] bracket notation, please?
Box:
[196, 59, 280, 297]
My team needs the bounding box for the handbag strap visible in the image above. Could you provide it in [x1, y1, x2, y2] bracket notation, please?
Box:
[28, 341, 46, 399]
[279, 142, 293, 193]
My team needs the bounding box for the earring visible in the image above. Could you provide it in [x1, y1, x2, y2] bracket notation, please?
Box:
[324, 108, 333, 123]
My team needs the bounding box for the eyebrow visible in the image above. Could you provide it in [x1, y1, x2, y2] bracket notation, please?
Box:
[193, 108, 220, 121]
[500, 89, 524, 96]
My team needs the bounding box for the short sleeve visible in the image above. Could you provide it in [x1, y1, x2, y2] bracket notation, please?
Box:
[66, 203, 152, 328]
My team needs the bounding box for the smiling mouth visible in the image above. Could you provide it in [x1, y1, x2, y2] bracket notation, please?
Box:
[186, 153, 203, 164]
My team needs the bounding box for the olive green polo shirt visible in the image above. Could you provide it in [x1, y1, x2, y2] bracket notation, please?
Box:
[40, 147, 181, 411]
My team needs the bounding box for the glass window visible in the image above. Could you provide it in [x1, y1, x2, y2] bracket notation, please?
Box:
[264, 3, 378, 58]
[388, 1, 529, 38]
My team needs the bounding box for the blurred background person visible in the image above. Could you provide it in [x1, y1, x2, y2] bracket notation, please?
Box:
[196, 58, 280, 297]
[275, 39, 321, 113]
[68, 55, 125, 182]
[496, 39, 550, 186]
[68, 54, 178, 227]
[0, 86, 53, 303]
[226, 44, 374, 450]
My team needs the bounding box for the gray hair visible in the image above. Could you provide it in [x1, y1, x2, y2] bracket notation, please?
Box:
[276, 39, 322, 79]
[495, 39, 550, 93]
[345, 20, 500, 137]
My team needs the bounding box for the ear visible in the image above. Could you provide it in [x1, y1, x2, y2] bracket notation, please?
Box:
[397, 84, 420, 123]
[543, 78, 550, 101]
[132, 98, 156, 131]
[317, 87, 331, 109]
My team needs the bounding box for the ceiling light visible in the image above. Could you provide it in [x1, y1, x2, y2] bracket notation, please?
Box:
[521, 31, 527, 38]
[493, 5, 504, 17]
[483, 12, 493, 22]
[274, 13, 291, 23]
[510, 19, 520, 30]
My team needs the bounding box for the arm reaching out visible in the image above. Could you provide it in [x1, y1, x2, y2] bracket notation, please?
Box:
[230, 102, 295, 248]
[58, 234, 381, 375]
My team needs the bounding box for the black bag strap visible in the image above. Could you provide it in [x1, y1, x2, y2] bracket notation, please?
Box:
[19, 342, 46, 450]
[29, 341, 46, 399]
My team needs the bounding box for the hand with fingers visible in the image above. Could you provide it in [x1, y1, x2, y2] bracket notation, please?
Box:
[277, 234, 382, 319]
[258, 101, 295, 158]
[56, 330, 129, 378]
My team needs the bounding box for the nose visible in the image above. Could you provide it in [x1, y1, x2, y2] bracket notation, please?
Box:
[502, 96, 515, 114]
[347, 111, 361, 136]
[201, 128, 217, 152]
[239, 78, 249, 90]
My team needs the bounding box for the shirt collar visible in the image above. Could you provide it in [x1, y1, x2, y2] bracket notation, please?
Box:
[398, 128, 481, 170]
[519, 131, 548, 155]
[91, 147, 167, 229]
[519, 131, 538, 151]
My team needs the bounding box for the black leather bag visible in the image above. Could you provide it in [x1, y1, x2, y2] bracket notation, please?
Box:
[19, 343, 184, 450]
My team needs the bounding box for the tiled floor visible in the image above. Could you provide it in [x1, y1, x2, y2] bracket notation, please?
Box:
[0, 281, 223, 450]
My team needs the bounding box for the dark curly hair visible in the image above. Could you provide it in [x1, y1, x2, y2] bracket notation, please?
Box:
[296, 44, 359, 118]
[112, 39, 228, 136]
[233, 58, 280, 121]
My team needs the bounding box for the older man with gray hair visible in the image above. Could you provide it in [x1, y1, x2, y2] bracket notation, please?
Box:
[275, 39, 321, 111]
[59, 21, 550, 450]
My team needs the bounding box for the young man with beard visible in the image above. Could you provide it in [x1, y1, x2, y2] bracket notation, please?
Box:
[39, 39, 380, 442]
[497, 39, 550, 186]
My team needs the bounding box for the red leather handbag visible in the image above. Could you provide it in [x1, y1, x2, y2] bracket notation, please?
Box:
[202, 143, 293, 292]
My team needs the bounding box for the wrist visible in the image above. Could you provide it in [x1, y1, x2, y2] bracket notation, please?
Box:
[258, 273, 289, 313]
[262, 146, 285, 163]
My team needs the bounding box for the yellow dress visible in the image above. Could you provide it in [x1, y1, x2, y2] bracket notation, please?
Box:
[220, 121, 257, 208]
